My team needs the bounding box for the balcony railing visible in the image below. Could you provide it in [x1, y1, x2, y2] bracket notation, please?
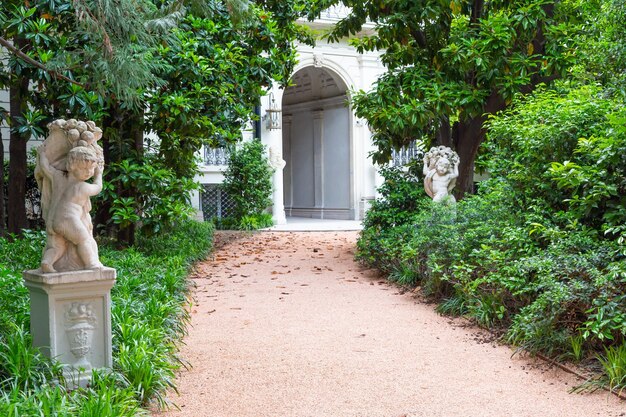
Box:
[204, 143, 422, 167]
[322, 5, 352, 20]
[391, 141, 425, 167]
[203, 147, 231, 166]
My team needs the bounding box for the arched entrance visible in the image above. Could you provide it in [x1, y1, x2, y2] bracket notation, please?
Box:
[281, 66, 353, 219]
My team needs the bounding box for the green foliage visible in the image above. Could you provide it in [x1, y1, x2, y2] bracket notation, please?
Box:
[0, 325, 64, 392]
[0, 370, 146, 417]
[235, 213, 274, 231]
[569, 333, 585, 363]
[307, 0, 581, 193]
[134, 219, 214, 261]
[484, 84, 618, 214]
[548, 110, 626, 238]
[573, 0, 626, 98]
[71, 370, 146, 417]
[0, 230, 44, 336]
[221, 140, 274, 230]
[1, 0, 312, 242]
[0, 220, 214, 414]
[97, 154, 199, 236]
[362, 165, 428, 230]
[598, 344, 626, 393]
[146, 6, 311, 179]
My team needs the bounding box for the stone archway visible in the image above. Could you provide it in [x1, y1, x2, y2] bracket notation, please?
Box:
[281, 66, 353, 220]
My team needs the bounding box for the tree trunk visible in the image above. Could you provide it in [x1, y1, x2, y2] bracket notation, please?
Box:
[99, 104, 144, 247]
[0, 125, 5, 236]
[436, 116, 452, 148]
[451, 91, 507, 198]
[116, 110, 143, 246]
[8, 58, 31, 235]
[453, 116, 485, 198]
[94, 111, 114, 233]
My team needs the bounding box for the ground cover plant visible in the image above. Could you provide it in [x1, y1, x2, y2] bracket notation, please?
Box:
[0, 219, 213, 415]
[357, 84, 626, 393]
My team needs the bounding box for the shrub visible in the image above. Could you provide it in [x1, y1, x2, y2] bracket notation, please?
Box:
[220, 139, 274, 230]
[97, 155, 199, 238]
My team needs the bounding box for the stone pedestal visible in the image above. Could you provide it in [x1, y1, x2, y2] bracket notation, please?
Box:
[23, 267, 116, 387]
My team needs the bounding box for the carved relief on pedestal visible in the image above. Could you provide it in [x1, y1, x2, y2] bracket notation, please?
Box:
[64, 302, 97, 370]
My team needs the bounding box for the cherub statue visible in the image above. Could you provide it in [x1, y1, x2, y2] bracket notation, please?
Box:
[35, 119, 105, 273]
[423, 146, 460, 204]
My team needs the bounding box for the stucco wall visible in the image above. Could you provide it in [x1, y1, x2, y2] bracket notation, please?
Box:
[322, 106, 350, 209]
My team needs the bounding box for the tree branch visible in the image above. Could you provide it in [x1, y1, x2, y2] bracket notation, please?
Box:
[0, 36, 86, 88]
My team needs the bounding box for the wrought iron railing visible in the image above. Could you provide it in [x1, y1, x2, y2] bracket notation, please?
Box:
[201, 184, 235, 220]
[203, 146, 231, 166]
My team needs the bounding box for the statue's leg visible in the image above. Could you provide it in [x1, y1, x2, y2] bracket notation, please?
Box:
[41, 234, 67, 273]
[77, 237, 103, 269]
[64, 219, 102, 270]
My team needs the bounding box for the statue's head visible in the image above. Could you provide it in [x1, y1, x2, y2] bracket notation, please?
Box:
[436, 157, 451, 174]
[67, 146, 98, 180]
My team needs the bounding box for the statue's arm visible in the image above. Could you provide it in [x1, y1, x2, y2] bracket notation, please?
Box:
[451, 159, 460, 178]
[84, 164, 104, 196]
[36, 145, 55, 178]
[446, 160, 460, 193]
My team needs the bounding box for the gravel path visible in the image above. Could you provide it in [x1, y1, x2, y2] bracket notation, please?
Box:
[153, 231, 624, 417]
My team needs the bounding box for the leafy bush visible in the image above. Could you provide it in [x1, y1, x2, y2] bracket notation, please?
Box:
[220, 139, 274, 230]
[0, 219, 214, 414]
[485, 84, 616, 213]
[356, 165, 429, 274]
[97, 154, 199, 237]
[548, 109, 626, 240]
